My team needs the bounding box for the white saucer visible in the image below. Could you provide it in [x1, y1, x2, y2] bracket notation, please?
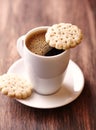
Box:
[8, 59, 84, 109]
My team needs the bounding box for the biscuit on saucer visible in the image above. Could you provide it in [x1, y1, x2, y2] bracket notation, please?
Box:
[0, 73, 33, 99]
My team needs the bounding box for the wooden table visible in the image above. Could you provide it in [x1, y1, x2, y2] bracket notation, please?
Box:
[0, 0, 96, 130]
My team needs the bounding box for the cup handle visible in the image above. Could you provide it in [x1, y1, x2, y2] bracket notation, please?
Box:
[17, 35, 25, 57]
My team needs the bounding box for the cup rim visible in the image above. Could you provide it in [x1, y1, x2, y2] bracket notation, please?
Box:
[24, 26, 69, 59]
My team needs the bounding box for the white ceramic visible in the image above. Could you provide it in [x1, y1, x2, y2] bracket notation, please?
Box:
[17, 26, 70, 95]
[8, 59, 84, 109]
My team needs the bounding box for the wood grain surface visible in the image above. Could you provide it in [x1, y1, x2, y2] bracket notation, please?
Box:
[0, 0, 96, 130]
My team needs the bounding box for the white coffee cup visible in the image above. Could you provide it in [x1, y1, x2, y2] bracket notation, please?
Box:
[17, 26, 70, 95]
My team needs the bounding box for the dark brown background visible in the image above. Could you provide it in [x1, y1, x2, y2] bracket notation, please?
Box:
[0, 0, 96, 130]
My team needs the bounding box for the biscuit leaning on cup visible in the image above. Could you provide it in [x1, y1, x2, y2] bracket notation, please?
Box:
[45, 23, 83, 50]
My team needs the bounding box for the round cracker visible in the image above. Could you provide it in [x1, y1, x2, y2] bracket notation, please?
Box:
[45, 23, 83, 50]
[0, 73, 33, 99]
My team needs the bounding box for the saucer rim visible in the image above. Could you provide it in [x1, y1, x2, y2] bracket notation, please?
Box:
[8, 58, 84, 109]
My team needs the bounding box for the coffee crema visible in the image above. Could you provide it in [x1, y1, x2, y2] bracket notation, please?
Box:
[26, 30, 64, 56]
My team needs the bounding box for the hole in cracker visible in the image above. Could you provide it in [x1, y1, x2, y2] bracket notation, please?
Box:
[63, 27, 66, 29]
[13, 89, 15, 92]
[51, 28, 54, 31]
[62, 32, 65, 35]
[54, 32, 56, 34]
[58, 25, 61, 27]
[74, 30, 77, 33]
[57, 29, 61, 32]
[55, 40, 58, 42]
[21, 86, 24, 89]
[69, 25, 71, 28]
[21, 89, 24, 92]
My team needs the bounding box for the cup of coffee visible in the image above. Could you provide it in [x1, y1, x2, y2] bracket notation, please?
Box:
[17, 26, 70, 95]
